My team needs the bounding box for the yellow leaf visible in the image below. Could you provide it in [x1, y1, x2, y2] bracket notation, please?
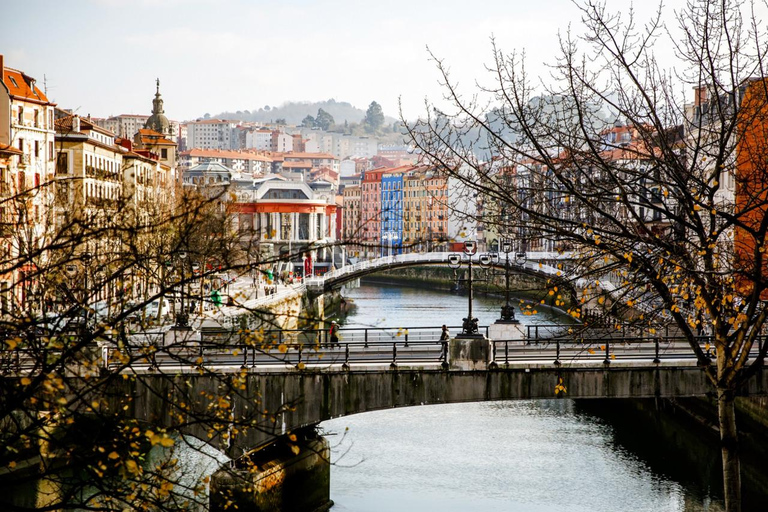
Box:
[125, 460, 140, 474]
[278, 344, 288, 353]
[288, 434, 297, 442]
[20, 377, 31, 386]
[108, 451, 120, 460]
[290, 445, 300, 455]
[159, 437, 174, 448]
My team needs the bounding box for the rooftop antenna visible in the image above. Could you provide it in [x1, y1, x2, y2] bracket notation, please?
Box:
[43, 74, 48, 97]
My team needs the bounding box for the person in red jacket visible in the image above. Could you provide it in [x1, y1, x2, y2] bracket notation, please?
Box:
[329, 321, 339, 344]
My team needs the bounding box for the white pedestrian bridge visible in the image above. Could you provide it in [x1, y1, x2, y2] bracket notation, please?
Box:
[303, 251, 581, 292]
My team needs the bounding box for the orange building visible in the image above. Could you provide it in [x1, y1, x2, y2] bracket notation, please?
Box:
[734, 78, 768, 297]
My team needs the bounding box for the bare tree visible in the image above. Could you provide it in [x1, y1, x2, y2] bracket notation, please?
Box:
[0, 163, 313, 510]
[407, 1, 768, 510]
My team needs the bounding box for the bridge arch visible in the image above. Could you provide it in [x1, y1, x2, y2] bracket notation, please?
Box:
[304, 252, 579, 296]
[115, 364, 762, 456]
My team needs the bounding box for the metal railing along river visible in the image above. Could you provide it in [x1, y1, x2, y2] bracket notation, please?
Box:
[3, 324, 764, 373]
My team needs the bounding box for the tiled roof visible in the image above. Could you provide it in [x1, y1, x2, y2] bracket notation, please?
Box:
[282, 160, 313, 168]
[0, 143, 23, 156]
[182, 148, 273, 162]
[188, 118, 235, 125]
[55, 113, 116, 137]
[137, 128, 175, 145]
[283, 151, 337, 160]
[2, 67, 51, 105]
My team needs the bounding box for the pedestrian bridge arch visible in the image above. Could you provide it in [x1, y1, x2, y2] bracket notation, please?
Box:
[303, 251, 581, 294]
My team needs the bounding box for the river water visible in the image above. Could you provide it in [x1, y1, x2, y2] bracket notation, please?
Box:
[320, 282, 765, 512]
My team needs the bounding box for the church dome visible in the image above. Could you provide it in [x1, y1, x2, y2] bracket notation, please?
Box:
[144, 79, 171, 136]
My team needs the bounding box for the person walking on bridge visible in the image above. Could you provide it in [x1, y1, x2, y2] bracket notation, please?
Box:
[440, 325, 450, 341]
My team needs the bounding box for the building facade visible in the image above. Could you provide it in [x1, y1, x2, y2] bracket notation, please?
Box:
[0, 55, 57, 310]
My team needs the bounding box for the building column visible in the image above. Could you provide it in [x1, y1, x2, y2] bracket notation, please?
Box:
[271, 213, 279, 239]
[309, 213, 317, 242]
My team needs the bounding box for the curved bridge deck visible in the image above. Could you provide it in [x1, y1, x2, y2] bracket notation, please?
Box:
[303, 251, 576, 291]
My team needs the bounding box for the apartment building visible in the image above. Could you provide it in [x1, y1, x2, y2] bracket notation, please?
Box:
[403, 167, 448, 252]
[0, 55, 57, 310]
[185, 119, 239, 150]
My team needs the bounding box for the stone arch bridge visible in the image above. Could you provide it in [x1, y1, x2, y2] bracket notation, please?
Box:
[118, 361, 768, 456]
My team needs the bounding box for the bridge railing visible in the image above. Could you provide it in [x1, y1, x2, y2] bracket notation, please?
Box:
[524, 323, 683, 341]
[88, 340, 448, 371]
[490, 335, 740, 366]
[5, 333, 762, 373]
[254, 325, 482, 347]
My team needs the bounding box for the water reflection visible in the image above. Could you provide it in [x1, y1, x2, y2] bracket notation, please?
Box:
[323, 401, 692, 512]
[339, 282, 565, 329]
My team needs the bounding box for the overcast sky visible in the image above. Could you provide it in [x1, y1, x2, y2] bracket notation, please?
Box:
[3, 0, 701, 122]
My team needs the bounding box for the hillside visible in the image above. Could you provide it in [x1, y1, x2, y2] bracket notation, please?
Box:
[213, 99, 399, 126]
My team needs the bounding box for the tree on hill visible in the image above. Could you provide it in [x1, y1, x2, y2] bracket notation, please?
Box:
[214, 99, 398, 127]
[302, 115, 315, 128]
[364, 101, 385, 134]
[314, 108, 335, 130]
[407, 1, 768, 511]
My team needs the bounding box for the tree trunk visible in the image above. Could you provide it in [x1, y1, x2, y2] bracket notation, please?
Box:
[717, 387, 741, 512]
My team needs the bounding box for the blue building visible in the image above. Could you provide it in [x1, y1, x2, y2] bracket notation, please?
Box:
[380, 170, 404, 256]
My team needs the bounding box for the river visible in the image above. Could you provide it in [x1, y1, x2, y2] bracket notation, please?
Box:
[321, 282, 767, 512]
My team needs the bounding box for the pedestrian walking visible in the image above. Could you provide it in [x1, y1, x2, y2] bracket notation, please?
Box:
[440, 325, 450, 341]
[329, 320, 339, 345]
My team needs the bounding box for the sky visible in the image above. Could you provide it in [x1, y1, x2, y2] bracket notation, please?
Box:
[3, 0, 697, 123]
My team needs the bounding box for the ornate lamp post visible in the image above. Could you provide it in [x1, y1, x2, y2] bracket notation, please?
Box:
[448, 241, 482, 337]
[174, 251, 189, 329]
[498, 238, 526, 323]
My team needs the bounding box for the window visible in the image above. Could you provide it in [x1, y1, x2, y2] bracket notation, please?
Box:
[34, 141, 39, 158]
[49, 141, 54, 160]
[18, 138, 23, 152]
[34, 110, 39, 128]
[17, 106, 23, 125]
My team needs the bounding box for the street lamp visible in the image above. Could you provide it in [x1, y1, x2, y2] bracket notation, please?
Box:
[175, 250, 189, 329]
[80, 252, 92, 325]
[498, 238, 526, 323]
[448, 241, 482, 337]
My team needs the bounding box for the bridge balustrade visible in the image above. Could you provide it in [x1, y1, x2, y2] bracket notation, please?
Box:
[7, 324, 763, 374]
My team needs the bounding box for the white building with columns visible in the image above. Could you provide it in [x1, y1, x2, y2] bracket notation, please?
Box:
[231, 175, 339, 275]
